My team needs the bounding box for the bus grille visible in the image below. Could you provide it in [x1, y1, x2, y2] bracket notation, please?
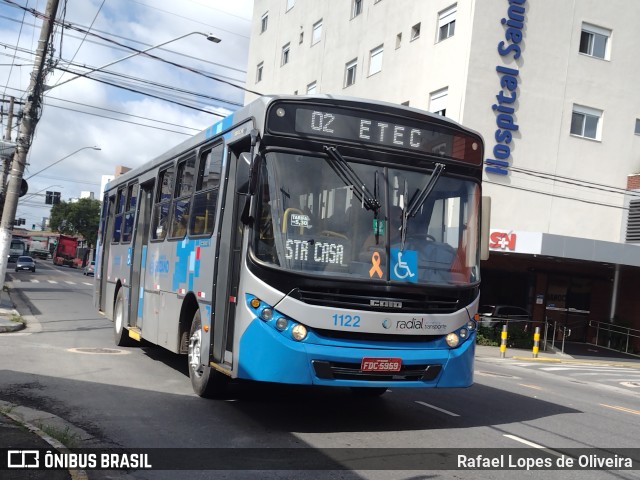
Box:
[291, 288, 460, 314]
[312, 360, 442, 382]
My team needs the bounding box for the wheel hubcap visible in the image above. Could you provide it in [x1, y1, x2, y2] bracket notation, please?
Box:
[188, 329, 202, 377]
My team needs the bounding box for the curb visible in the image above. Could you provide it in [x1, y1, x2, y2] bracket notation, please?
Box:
[511, 355, 640, 369]
[0, 319, 25, 333]
[1, 403, 89, 480]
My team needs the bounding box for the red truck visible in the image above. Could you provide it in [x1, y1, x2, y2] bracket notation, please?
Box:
[53, 234, 80, 268]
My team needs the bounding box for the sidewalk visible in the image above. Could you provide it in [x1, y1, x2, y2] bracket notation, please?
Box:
[0, 287, 77, 479]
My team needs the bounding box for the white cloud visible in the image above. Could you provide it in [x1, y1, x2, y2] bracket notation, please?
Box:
[1, 0, 254, 228]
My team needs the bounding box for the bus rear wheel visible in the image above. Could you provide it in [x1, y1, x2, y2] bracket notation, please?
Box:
[188, 311, 227, 398]
[113, 289, 136, 347]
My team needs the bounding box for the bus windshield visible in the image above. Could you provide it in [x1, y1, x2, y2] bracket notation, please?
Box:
[253, 151, 481, 286]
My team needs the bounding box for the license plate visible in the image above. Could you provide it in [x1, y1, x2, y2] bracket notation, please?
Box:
[361, 357, 402, 372]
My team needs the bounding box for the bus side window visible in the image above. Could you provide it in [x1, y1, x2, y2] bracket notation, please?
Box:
[190, 143, 223, 236]
[121, 183, 138, 243]
[169, 155, 196, 239]
[152, 165, 175, 240]
[112, 187, 126, 243]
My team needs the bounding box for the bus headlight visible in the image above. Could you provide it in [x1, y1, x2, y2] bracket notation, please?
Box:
[260, 308, 274, 321]
[275, 318, 288, 331]
[459, 328, 469, 339]
[467, 320, 476, 331]
[291, 324, 307, 341]
[446, 333, 460, 347]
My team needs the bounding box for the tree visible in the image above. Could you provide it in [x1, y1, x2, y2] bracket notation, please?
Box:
[49, 198, 101, 247]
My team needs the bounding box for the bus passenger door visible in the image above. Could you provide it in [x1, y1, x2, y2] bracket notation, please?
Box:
[97, 194, 116, 313]
[130, 181, 154, 329]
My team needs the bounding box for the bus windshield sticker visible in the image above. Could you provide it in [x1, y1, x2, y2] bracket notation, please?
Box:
[372, 218, 385, 235]
[390, 248, 417, 283]
[290, 214, 311, 228]
[369, 252, 383, 279]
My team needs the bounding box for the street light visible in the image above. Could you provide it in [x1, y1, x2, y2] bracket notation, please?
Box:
[48, 32, 222, 91]
[25, 146, 101, 180]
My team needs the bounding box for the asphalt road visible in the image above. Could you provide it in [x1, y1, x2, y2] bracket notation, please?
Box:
[1, 259, 639, 480]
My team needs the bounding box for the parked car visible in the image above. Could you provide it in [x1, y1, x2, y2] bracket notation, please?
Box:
[83, 261, 95, 276]
[478, 304, 531, 331]
[15, 255, 36, 272]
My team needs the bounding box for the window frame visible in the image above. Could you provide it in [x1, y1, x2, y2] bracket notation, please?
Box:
[256, 62, 264, 83]
[260, 12, 268, 33]
[306, 81, 317, 95]
[281, 43, 291, 66]
[312, 20, 323, 45]
[411, 22, 421, 41]
[286, 0, 295, 12]
[190, 142, 225, 238]
[430, 87, 448, 117]
[437, 4, 457, 42]
[368, 45, 384, 76]
[352, 0, 363, 18]
[168, 154, 196, 240]
[635, 119, 640, 136]
[121, 182, 139, 244]
[570, 104, 603, 141]
[344, 59, 357, 88]
[579, 23, 610, 60]
[151, 164, 176, 242]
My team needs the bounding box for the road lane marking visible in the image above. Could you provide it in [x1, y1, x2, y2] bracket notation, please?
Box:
[82, 282, 93, 286]
[65, 281, 75, 285]
[48, 280, 57, 284]
[600, 404, 640, 416]
[503, 434, 563, 457]
[518, 383, 544, 391]
[415, 401, 460, 417]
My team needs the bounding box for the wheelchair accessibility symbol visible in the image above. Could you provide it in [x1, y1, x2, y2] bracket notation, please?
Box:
[390, 248, 417, 283]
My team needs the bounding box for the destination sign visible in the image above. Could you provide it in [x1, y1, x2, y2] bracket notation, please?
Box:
[266, 102, 482, 165]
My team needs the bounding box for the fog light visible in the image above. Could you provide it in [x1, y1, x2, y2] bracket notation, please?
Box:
[446, 333, 460, 347]
[275, 318, 288, 331]
[291, 324, 307, 341]
[459, 328, 469, 339]
[250, 298, 261, 309]
[467, 320, 476, 331]
[260, 308, 273, 321]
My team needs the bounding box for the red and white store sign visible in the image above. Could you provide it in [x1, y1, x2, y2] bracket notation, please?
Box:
[489, 230, 542, 255]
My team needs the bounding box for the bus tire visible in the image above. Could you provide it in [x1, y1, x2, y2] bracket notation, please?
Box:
[188, 311, 227, 398]
[350, 387, 388, 397]
[113, 288, 136, 347]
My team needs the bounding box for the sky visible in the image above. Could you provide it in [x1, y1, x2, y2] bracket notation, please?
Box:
[0, 0, 254, 229]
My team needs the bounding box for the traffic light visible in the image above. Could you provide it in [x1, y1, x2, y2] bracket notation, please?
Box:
[53, 192, 61, 204]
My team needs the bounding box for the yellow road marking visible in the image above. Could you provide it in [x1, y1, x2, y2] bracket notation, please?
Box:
[600, 404, 640, 416]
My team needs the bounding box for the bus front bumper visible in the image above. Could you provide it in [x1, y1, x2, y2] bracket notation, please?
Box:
[237, 319, 475, 388]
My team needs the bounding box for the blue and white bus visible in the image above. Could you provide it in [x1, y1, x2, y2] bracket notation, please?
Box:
[95, 95, 488, 397]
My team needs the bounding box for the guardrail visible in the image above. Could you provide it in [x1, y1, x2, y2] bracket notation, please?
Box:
[543, 318, 640, 355]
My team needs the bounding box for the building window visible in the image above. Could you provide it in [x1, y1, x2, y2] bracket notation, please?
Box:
[312, 20, 322, 45]
[411, 22, 421, 40]
[307, 81, 317, 95]
[352, 0, 363, 18]
[570, 105, 602, 140]
[625, 199, 640, 243]
[281, 43, 290, 66]
[260, 12, 268, 33]
[256, 62, 263, 83]
[299, 30, 304, 44]
[579, 23, 610, 60]
[344, 59, 357, 87]
[430, 87, 448, 116]
[635, 119, 640, 135]
[286, 0, 295, 11]
[395, 32, 402, 49]
[437, 4, 456, 42]
[368, 45, 383, 76]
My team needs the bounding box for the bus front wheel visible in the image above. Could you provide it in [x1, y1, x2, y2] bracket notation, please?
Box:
[188, 311, 227, 398]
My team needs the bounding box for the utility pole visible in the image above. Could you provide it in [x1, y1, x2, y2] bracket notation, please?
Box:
[0, 0, 60, 286]
[0, 96, 15, 207]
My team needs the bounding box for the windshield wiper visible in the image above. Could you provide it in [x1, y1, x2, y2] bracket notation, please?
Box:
[323, 146, 381, 212]
[406, 163, 445, 218]
[400, 163, 445, 250]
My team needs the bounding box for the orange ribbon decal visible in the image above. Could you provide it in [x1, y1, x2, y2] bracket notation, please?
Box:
[369, 251, 383, 278]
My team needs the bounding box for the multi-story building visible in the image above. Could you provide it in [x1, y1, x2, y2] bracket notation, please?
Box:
[245, 0, 640, 351]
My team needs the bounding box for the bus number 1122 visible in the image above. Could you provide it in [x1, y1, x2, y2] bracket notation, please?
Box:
[332, 313, 360, 328]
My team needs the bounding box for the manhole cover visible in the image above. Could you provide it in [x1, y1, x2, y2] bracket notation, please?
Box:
[67, 347, 129, 355]
[620, 381, 640, 388]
